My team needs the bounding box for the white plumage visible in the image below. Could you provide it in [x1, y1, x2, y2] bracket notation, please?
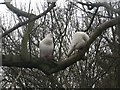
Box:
[67, 32, 89, 56]
[39, 33, 54, 59]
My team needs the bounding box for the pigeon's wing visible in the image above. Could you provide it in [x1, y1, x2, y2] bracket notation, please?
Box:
[40, 41, 53, 58]
[67, 32, 89, 57]
[67, 45, 75, 57]
[67, 33, 78, 57]
[39, 33, 53, 58]
[82, 32, 89, 42]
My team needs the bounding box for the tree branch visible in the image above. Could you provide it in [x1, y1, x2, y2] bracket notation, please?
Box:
[5, 3, 36, 18]
[2, 2, 56, 38]
[77, 2, 120, 15]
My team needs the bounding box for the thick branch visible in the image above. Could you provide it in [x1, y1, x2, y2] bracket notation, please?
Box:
[5, 3, 36, 18]
[2, 55, 58, 75]
[87, 16, 120, 47]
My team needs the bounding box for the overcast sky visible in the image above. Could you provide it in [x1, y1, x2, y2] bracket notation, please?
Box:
[0, 0, 68, 27]
[0, 0, 119, 25]
[0, 0, 66, 14]
[0, 0, 119, 15]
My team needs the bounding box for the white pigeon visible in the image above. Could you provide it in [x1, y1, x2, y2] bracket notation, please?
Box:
[39, 33, 54, 59]
[67, 32, 89, 57]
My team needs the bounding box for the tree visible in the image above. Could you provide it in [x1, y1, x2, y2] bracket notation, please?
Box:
[1, 0, 120, 88]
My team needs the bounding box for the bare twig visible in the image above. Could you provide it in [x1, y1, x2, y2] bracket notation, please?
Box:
[2, 2, 56, 38]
